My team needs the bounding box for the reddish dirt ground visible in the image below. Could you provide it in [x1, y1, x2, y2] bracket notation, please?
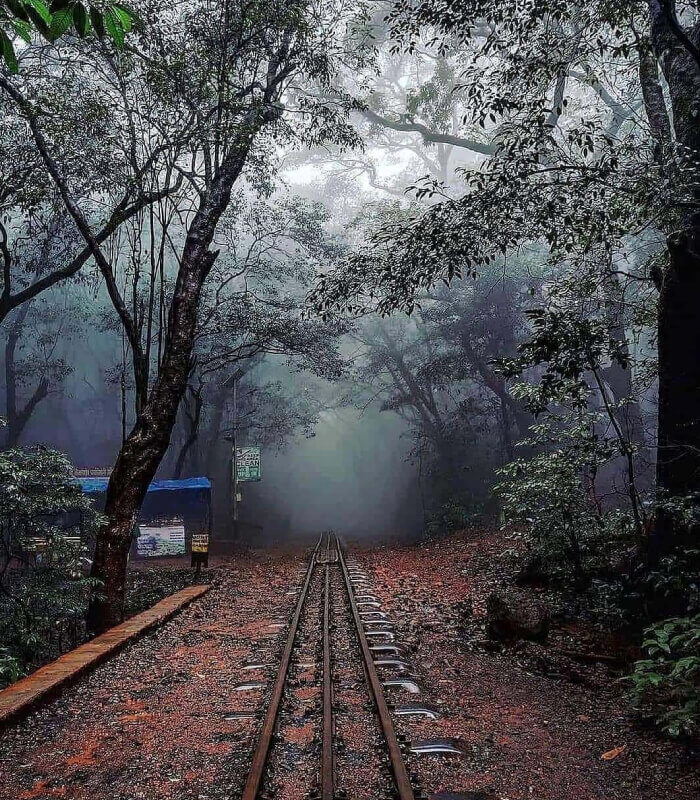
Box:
[0, 531, 698, 800]
[0, 548, 310, 800]
[351, 529, 700, 800]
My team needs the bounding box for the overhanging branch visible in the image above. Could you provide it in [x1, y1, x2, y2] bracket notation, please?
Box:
[361, 108, 494, 155]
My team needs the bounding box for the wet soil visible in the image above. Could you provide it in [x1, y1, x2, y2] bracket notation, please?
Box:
[350, 528, 700, 800]
[0, 531, 698, 800]
[0, 549, 310, 800]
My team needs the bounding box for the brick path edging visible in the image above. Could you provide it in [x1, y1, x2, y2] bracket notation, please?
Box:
[0, 584, 211, 726]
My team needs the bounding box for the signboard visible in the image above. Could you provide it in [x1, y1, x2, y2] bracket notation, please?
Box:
[191, 530, 209, 570]
[191, 532, 209, 553]
[136, 522, 185, 558]
[74, 467, 113, 478]
[236, 446, 261, 482]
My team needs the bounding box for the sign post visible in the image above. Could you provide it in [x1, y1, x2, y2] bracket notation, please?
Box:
[191, 531, 209, 577]
[226, 367, 245, 538]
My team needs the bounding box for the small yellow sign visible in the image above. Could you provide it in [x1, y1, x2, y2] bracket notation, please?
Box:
[191, 532, 209, 553]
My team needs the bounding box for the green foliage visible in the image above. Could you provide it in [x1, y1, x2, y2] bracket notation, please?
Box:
[425, 496, 479, 536]
[497, 414, 634, 587]
[499, 307, 630, 413]
[0, 0, 132, 72]
[0, 446, 102, 687]
[308, 0, 664, 323]
[628, 615, 700, 738]
[0, 646, 21, 683]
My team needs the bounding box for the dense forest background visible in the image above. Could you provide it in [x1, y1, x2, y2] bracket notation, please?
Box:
[1, 0, 699, 739]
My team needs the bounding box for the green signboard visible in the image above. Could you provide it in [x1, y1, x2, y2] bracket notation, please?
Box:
[236, 446, 261, 481]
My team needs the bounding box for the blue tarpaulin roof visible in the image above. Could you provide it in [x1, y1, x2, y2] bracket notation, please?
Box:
[77, 477, 211, 494]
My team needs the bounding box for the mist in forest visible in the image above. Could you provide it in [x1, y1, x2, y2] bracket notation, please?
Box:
[13, 310, 425, 540]
[241, 408, 424, 542]
[2, 0, 700, 756]
[0, 0, 666, 551]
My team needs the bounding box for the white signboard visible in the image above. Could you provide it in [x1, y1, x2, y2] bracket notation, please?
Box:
[137, 523, 186, 558]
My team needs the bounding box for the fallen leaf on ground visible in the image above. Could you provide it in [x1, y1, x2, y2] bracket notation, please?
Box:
[601, 745, 627, 760]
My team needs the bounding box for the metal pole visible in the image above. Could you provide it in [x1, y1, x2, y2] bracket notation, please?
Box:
[232, 375, 239, 537]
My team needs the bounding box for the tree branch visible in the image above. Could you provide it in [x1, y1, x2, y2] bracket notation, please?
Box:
[361, 108, 494, 155]
[0, 76, 182, 354]
[0, 75, 145, 357]
[0, 182, 181, 324]
[651, 0, 700, 70]
[14, 377, 49, 442]
[661, 0, 700, 69]
[638, 43, 673, 149]
[0, 221, 11, 302]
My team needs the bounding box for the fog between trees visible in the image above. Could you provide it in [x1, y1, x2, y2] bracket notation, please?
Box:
[1, 0, 700, 735]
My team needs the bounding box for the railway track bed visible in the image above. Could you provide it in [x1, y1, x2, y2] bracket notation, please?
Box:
[2, 531, 697, 800]
[237, 532, 463, 800]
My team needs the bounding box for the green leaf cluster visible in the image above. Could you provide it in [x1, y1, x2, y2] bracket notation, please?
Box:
[0, 0, 132, 72]
[628, 615, 700, 738]
[497, 413, 634, 588]
[0, 446, 102, 687]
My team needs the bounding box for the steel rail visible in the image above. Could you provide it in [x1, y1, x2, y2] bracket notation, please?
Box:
[334, 534, 416, 800]
[241, 534, 323, 800]
[321, 561, 334, 800]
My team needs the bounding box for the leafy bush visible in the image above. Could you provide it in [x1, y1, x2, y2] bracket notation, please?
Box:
[497, 414, 636, 589]
[425, 496, 481, 536]
[628, 615, 700, 738]
[0, 447, 102, 687]
[0, 646, 21, 684]
[644, 493, 700, 616]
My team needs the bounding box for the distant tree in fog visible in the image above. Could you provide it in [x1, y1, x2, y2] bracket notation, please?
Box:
[169, 196, 345, 480]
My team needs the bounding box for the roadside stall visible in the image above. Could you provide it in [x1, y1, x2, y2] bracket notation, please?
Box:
[77, 477, 212, 560]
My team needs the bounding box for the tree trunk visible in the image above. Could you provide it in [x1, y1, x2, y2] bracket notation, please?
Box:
[205, 382, 228, 478]
[4, 304, 49, 447]
[654, 233, 700, 549]
[458, 331, 533, 451]
[4, 312, 20, 447]
[173, 384, 204, 479]
[648, 5, 700, 556]
[86, 249, 216, 631]
[86, 128, 261, 634]
[600, 279, 653, 497]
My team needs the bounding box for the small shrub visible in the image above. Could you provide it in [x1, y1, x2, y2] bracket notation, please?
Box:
[0, 447, 102, 687]
[497, 415, 635, 589]
[425, 496, 479, 536]
[628, 615, 700, 738]
[0, 647, 21, 684]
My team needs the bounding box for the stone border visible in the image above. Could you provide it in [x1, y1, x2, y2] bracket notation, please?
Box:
[0, 584, 210, 725]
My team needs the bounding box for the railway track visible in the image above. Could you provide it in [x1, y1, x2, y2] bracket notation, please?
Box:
[240, 531, 419, 800]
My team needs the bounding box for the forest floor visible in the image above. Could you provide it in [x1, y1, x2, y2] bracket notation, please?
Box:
[0, 530, 697, 800]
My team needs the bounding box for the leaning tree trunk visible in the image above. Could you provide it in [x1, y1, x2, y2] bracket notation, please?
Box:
[86, 130, 260, 634]
[86, 251, 217, 633]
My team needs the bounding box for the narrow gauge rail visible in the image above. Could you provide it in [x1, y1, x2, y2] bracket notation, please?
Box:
[240, 531, 416, 800]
